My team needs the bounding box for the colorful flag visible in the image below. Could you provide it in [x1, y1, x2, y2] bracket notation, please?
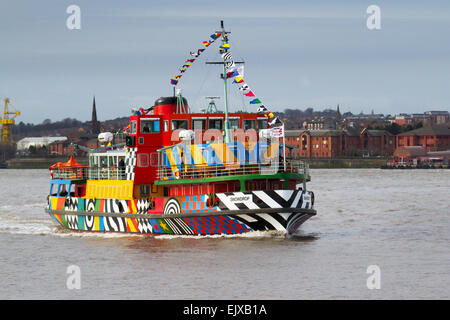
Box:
[174, 75, 182, 79]
[203, 41, 211, 47]
[238, 84, 249, 91]
[190, 51, 199, 57]
[220, 43, 230, 50]
[227, 70, 239, 78]
[225, 60, 235, 70]
[257, 105, 268, 114]
[249, 98, 261, 104]
[210, 33, 222, 40]
[269, 116, 282, 127]
[197, 48, 205, 54]
[221, 51, 232, 61]
[171, 79, 178, 85]
[244, 90, 255, 97]
[233, 76, 244, 83]
[186, 58, 195, 63]
[269, 126, 284, 138]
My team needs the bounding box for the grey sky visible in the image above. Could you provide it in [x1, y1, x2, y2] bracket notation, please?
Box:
[1, 0, 449, 124]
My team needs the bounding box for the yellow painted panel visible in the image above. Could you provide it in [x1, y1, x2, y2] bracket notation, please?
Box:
[50, 197, 59, 210]
[190, 144, 207, 167]
[130, 199, 137, 213]
[85, 180, 134, 200]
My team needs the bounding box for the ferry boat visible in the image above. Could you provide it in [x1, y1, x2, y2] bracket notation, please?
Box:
[45, 22, 317, 236]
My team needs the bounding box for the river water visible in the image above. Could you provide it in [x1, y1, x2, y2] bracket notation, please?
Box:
[0, 169, 448, 299]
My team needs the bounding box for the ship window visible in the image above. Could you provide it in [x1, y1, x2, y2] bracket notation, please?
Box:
[192, 119, 206, 130]
[50, 184, 58, 196]
[141, 119, 160, 133]
[257, 119, 267, 130]
[131, 120, 137, 134]
[243, 119, 256, 130]
[164, 120, 169, 132]
[150, 152, 159, 167]
[139, 185, 150, 198]
[229, 118, 240, 129]
[137, 153, 149, 167]
[209, 118, 223, 130]
[172, 120, 188, 130]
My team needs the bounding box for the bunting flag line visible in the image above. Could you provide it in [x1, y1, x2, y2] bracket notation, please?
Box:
[218, 39, 282, 128]
[170, 31, 223, 86]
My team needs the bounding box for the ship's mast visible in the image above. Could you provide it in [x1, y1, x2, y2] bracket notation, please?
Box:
[219, 21, 232, 143]
[206, 21, 244, 143]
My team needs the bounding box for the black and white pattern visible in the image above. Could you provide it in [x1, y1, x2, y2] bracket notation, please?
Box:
[165, 218, 195, 235]
[66, 215, 78, 230]
[104, 216, 127, 232]
[136, 199, 150, 214]
[86, 199, 96, 212]
[84, 215, 95, 231]
[163, 198, 181, 215]
[125, 147, 137, 180]
[136, 218, 153, 233]
[66, 197, 79, 211]
[216, 190, 314, 233]
[104, 199, 129, 213]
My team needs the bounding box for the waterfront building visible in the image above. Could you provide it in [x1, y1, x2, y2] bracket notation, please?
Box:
[396, 124, 450, 152]
[285, 127, 394, 159]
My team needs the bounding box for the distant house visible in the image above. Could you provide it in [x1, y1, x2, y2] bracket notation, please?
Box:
[396, 124, 450, 152]
[395, 111, 449, 126]
[48, 135, 100, 157]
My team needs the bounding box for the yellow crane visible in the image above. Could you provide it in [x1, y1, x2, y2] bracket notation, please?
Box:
[1, 98, 21, 145]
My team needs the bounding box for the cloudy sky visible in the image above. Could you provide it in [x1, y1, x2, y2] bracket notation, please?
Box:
[1, 0, 449, 124]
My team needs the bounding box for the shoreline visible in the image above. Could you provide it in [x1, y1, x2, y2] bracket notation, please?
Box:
[3, 157, 390, 169]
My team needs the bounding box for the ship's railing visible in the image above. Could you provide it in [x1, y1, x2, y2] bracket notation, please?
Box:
[50, 166, 127, 180]
[156, 159, 310, 181]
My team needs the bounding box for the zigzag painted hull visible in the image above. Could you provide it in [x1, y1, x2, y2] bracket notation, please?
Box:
[46, 189, 316, 236]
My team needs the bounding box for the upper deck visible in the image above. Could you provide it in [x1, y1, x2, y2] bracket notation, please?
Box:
[49, 95, 310, 194]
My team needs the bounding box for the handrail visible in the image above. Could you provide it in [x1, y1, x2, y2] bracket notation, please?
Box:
[50, 166, 127, 180]
[156, 159, 309, 181]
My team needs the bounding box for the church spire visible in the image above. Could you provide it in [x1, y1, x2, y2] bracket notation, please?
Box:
[91, 96, 101, 135]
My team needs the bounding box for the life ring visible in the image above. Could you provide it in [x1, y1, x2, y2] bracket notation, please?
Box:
[174, 168, 180, 180]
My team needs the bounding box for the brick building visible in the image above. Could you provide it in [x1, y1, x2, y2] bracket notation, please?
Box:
[285, 128, 394, 159]
[396, 124, 450, 152]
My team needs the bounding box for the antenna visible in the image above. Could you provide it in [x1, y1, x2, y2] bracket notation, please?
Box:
[205, 96, 220, 113]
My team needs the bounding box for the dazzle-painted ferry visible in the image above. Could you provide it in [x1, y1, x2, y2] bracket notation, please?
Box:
[46, 22, 316, 236]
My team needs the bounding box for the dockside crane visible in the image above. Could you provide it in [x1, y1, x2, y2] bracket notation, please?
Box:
[1, 98, 21, 145]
